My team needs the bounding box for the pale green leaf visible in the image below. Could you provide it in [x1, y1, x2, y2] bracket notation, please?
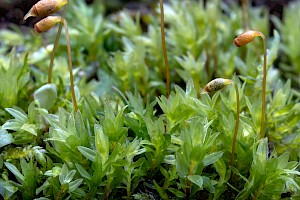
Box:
[78, 146, 96, 162]
[4, 162, 25, 183]
[187, 175, 203, 188]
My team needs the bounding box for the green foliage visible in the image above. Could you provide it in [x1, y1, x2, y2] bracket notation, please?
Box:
[4, 159, 37, 200]
[107, 38, 150, 96]
[0, 0, 299, 199]
[272, 1, 300, 88]
[235, 138, 300, 199]
[0, 52, 30, 109]
[1, 102, 47, 145]
[66, 0, 108, 64]
[175, 118, 221, 195]
[267, 80, 300, 156]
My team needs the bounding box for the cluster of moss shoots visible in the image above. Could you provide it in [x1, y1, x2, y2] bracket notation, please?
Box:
[159, 1, 267, 171]
[25, 0, 267, 176]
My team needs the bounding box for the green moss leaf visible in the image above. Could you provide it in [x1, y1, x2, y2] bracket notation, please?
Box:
[0, 130, 14, 148]
[78, 146, 96, 162]
[203, 151, 223, 166]
[75, 163, 91, 180]
[4, 162, 25, 184]
[187, 175, 203, 188]
[34, 84, 57, 110]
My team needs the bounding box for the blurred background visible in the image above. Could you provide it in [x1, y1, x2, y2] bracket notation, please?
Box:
[0, 0, 297, 34]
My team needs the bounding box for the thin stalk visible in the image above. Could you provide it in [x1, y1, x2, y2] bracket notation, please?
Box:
[233, 30, 267, 139]
[62, 18, 78, 112]
[160, 0, 170, 98]
[48, 6, 67, 83]
[212, 43, 218, 78]
[230, 83, 240, 167]
[241, 0, 249, 30]
[185, 180, 191, 200]
[260, 35, 267, 138]
[211, 21, 218, 78]
[204, 50, 210, 76]
[240, 0, 249, 61]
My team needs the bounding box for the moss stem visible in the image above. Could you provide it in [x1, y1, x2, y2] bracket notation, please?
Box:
[241, 0, 249, 30]
[260, 35, 267, 138]
[62, 18, 78, 112]
[230, 82, 240, 167]
[234, 30, 267, 139]
[160, 0, 170, 98]
[48, 6, 67, 83]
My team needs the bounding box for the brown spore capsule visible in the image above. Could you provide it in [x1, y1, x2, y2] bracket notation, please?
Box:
[203, 78, 233, 93]
[24, 0, 68, 20]
[34, 16, 62, 33]
[233, 30, 264, 47]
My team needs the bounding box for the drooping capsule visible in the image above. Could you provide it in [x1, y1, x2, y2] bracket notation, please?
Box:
[202, 78, 233, 93]
[34, 16, 63, 33]
[24, 0, 68, 20]
[233, 30, 264, 47]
